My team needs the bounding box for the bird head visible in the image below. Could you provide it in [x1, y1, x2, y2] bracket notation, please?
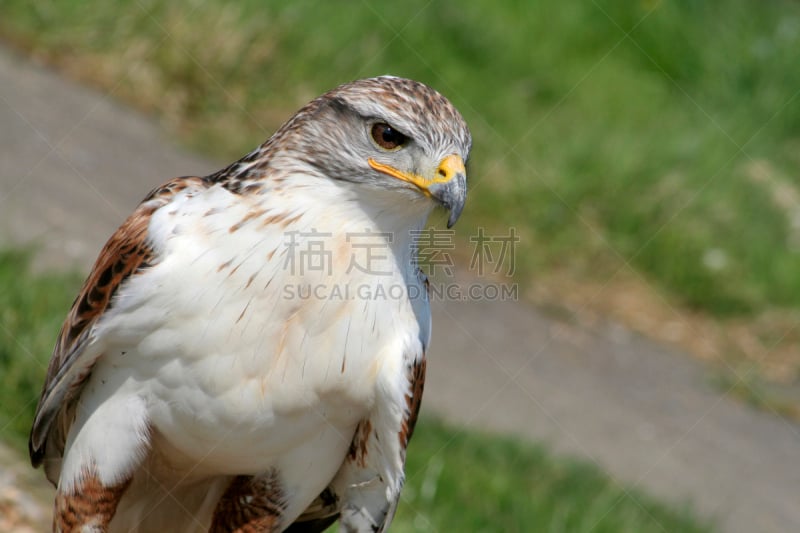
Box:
[268, 76, 472, 228]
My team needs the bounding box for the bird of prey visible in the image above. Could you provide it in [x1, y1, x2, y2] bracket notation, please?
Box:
[29, 76, 471, 532]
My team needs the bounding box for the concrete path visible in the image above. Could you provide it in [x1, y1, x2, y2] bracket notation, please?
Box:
[1, 45, 798, 533]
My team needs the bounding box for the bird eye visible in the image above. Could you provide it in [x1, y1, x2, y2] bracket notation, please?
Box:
[371, 123, 407, 150]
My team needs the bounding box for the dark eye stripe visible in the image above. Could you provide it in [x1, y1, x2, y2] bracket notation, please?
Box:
[371, 123, 407, 150]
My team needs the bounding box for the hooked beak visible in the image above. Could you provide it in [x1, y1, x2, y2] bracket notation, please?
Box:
[368, 154, 467, 228]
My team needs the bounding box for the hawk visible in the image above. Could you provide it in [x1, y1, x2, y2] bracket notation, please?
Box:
[29, 76, 471, 532]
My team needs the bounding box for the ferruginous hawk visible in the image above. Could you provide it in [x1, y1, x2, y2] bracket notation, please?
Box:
[29, 76, 471, 532]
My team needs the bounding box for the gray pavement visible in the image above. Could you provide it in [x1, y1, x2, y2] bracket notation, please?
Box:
[1, 45, 798, 533]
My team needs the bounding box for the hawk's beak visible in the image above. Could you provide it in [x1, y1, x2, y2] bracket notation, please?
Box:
[368, 154, 467, 228]
[429, 154, 467, 228]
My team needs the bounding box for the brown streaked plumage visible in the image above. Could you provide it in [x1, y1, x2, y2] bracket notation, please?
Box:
[346, 419, 373, 468]
[55, 470, 131, 532]
[400, 357, 427, 449]
[210, 472, 286, 533]
[30, 176, 210, 472]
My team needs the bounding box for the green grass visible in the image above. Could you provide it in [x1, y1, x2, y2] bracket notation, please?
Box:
[394, 417, 711, 532]
[0, 250, 81, 449]
[0, 251, 711, 530]
[2, 0, 800, 319]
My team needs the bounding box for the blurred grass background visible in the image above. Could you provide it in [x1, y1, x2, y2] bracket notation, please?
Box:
[0, 0, 798, 528]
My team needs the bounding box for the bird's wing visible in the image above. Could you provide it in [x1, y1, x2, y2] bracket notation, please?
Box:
[28, 176, 209, 468]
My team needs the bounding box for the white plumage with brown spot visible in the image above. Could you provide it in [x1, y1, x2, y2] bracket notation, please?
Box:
[29, 76, 471, 532]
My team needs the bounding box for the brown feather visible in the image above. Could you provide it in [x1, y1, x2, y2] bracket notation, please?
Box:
[399, 356, 427, 449]
[29, 176, 209, 469]
[54, 469, 131, 531]
[210, 472, 286, 533]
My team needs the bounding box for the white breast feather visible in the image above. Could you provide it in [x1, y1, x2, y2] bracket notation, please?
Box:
[61, 174, 432, 528]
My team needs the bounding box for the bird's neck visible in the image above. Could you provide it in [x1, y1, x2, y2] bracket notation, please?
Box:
[263, 171, 433, 274]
